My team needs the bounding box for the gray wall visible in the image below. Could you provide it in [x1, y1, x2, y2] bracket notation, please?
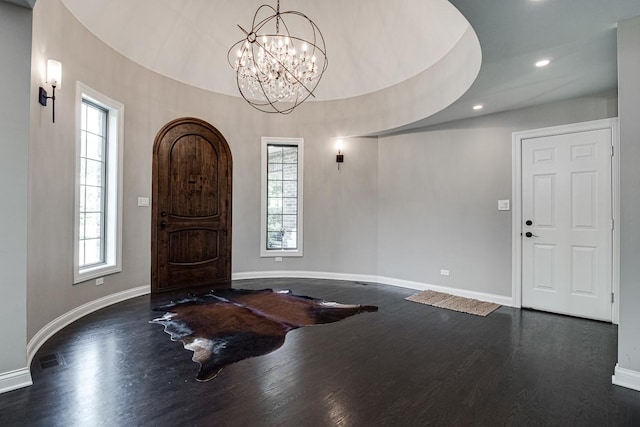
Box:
[378, 94, 618, 298]
[618, 15, 640, 373]
[0, 2, 31, 375]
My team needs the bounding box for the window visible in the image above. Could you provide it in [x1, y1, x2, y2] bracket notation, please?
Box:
[79, 100, 107, 268]
[73, 82, 124, 283]
[261, 137, 304, 257]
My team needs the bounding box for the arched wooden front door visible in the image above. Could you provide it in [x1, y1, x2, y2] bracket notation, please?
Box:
[151, 117, 232, 293]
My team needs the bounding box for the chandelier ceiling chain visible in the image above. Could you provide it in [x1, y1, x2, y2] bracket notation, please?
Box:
[228, 1, 328, 114]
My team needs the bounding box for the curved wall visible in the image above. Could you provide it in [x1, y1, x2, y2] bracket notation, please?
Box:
[28, 0, 385, 339]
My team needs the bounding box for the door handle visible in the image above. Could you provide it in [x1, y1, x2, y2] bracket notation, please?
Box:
[160, 221, 167, 229]
[525, 232, 538, 238]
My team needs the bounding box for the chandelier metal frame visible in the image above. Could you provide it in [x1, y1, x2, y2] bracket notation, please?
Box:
[228, 0, 328, 114]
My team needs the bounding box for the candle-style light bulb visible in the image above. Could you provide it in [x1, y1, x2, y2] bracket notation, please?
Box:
[336, 139, 345, 171]
[46, 59, 62, 89]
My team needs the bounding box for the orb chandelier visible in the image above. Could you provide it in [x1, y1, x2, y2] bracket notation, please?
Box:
[228, 0, 328, 114]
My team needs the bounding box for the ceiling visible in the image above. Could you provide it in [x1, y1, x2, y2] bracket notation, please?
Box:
[395, 0, 640, 133]
[60, 0, 471, 102]
[57, 0, 640, 132]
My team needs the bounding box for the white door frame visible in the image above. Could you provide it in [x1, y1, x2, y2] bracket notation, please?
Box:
[511, 118, 620, 323]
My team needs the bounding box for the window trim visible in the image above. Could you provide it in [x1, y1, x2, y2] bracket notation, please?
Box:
[73, 82, 124, 284]
[260, 137, 304, 257]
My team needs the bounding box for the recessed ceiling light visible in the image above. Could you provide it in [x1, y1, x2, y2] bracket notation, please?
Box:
[535, 59, 551, 67]
[473, 104, 483, 110]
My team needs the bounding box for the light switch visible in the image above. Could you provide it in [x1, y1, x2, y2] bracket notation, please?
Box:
[498, 200, 510, 211]
[137, 197, 150, 207]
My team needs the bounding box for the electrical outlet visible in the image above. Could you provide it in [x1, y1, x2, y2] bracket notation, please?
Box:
[275, 257, 283, 262]
[96, 277, 104, 286]
[440, 269, 450, 276]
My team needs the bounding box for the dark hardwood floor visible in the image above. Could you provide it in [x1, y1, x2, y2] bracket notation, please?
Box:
[1, 279, 639, 426]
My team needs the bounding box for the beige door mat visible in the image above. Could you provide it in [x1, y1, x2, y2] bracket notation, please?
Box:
[406, 290, 500, 317]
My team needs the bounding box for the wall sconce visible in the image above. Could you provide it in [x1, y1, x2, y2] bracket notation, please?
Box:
[336, 139, 344, 171]
[38, 59, 62, 123]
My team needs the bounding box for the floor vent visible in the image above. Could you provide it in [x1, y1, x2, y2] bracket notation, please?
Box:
[38, 353, 64, 369]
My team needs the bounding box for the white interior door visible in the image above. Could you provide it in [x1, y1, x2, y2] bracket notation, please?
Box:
[521, 128, 612, 321]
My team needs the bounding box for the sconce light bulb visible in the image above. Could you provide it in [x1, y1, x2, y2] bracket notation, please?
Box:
[46, 59, 62, 89]
[335, 138, 345, 170]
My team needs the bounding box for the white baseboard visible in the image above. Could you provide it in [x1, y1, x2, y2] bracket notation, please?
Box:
[376, 275, 515, 306]
[0, 368, 32, 394]
[612, 364, 640, 392]
[232, 271, 514, 307]
[232, 270, 380, 284]
[10, 273, 509, 395]
[21, 272, 511, 372]
[26, 285, 150, 367]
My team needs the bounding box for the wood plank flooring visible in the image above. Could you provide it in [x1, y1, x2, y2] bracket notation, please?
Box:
[1, 279, 639, 426]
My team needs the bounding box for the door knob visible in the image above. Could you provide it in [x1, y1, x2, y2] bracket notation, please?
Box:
[161, 211, 167, 217]
[525, 232, 538, 238]
[160, 221, 167, 229]
[525, 220, 533, 226]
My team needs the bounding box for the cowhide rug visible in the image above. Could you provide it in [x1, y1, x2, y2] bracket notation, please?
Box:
[150, 288, 378, 381]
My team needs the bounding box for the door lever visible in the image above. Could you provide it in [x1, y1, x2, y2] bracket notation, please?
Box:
[525, 232, 538, 238]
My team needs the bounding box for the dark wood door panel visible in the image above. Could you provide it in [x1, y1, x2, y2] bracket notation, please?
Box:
[164, 262, 228, 290]
[168, 229, 220, 264]
[152, 117, 232, 293]
[167, 135, 220, 218]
